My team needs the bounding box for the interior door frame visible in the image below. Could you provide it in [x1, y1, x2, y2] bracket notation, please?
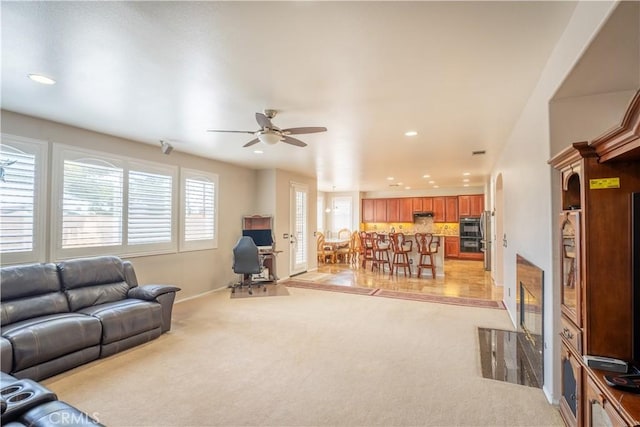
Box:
[290, 181, 308, 275]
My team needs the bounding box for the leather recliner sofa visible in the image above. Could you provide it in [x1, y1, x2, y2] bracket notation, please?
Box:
[1, 371, 103, 426]
[0, 256, 180, 381]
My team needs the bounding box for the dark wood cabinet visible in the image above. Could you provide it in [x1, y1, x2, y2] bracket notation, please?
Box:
[432, 197, 445, 222]
[444, 236, 459, 258]
[386, 198, 400, 222]
[374, 199, 387, 222]
[445, 196, 458, 222]
[560, 343, 581, 427]
[398, 198, 413, 222]
[459, 194, 484, 217]
[550, 90, 640, 427]
[362, 199, 375, 223]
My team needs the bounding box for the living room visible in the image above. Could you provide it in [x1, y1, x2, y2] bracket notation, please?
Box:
[1, 2, 639, 426]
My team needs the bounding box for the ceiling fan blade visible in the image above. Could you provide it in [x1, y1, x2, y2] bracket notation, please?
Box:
[255, 113, 273, 129]
[243, 138, 260, 147]
[207, 129, 256, 134]
[282, 136, 307, 147]
[282, 127, 327, 135]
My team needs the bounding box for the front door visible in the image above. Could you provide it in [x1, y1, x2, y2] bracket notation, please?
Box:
[290, 182, 308, 275]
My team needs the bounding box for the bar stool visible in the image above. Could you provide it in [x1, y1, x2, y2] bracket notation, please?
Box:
[415, 233, 439, 278]
[371, 233, 391, 274]
[359, 231, 375, 268]
[390, 232, 412, 276]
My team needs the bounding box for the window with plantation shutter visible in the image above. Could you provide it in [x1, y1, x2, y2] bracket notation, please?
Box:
[0, 135, 47, 265]
[128, 169, 173, 245]
[52, 145, 177, 259]
[61, 158, 123, 249]
[180, 169, 218, 251]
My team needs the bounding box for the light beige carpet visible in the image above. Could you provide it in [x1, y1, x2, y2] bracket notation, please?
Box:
[42, 288, 562, 427]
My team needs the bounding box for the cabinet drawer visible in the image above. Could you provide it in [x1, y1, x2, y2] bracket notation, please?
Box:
[561, 316, 582, 354]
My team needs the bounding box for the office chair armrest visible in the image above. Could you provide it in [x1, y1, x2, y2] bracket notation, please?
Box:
[128, 284, 181, 301]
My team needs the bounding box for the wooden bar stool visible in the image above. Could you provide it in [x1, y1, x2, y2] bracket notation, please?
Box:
[371, 233, 391, 274]
[415, 233, 439, 278]
[390, 232, 412, 276]
[359, 231, 375, 268]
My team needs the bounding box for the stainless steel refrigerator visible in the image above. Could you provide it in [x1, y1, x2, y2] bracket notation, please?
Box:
[480, 211, 491, 271]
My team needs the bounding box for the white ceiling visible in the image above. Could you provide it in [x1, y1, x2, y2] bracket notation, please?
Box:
[1, 1, 579, 192]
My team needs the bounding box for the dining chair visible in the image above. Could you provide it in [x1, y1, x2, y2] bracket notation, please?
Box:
[371, 233, 391, 274]
[317, 232, 336, 263]
[359, 231, 375, 268]
[337, 228, 351, 240]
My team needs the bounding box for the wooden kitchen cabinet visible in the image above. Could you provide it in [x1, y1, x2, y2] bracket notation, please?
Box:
[445, 196, 458, 222]
[387, 198, 400, 222]
[432, 197, 445, 222]
[374, 199, 387, 222]
[459, 194, 484, 217]
[398, 198, 413, 222]
[444, 236, 459, 258]
[362, 199, 375, 223]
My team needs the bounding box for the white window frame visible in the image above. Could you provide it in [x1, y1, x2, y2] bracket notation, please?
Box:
[179, 168, 219, 252]
[51, 144, 178, 260]
[330, 195, 353, 235]
[0, 134, 47, 265]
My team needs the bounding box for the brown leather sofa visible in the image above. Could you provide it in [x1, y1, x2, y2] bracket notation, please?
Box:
[1, 371, 103, 426]
[1, 256, 180, 381]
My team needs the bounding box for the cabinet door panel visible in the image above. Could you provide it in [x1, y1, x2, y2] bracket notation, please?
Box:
[387, 198, 400, 222]
[585, 377, 628, 427]
[560, 212, 581, 327]
[433, 197, 445, 222]
[560, 344, 581, 427]
[444, 237, 459, 258]
[470, 195, 484, 216]
[362, 199, 375, 223]
[412, 197, 423, 213]
[374, 199, 387, 222]
[399, 198, 413, 222]
[445, 197, 458, 222]
[421, 197, 434, 212]
[458, 196, 471, 216]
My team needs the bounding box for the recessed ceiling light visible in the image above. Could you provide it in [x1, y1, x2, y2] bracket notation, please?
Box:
[463, 172, 471, 176]
[433, 185, 439, 189]
[253, 150, 263, 154]
[463, 184, 469, 187]
[28, 73, 56, 85]
[387, 176, 394, 181]
[428, 180, 435, 184]
[463, 179, 469, 183]
[397, 182, 403, 186]
[422, 174, 430, 178]
[404, 131, 418, 137]
[404, 186, 411, 190]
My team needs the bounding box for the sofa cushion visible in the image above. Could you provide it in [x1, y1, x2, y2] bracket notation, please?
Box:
[78, 299, 162, 344]
[2, 314, 102, 372]
[57, 257, 132, 311]
[0, 264, 68, 326]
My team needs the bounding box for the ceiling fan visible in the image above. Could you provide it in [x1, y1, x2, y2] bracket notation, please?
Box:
[207, 109, 327, 148]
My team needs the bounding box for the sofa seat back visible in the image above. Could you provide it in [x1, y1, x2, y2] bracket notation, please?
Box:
[1, 263, 68, 327]
[57, 256, 131, 311]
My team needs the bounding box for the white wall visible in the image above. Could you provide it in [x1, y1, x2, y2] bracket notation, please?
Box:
[1, 110, 257, 300]
[489, 0, 619, 404]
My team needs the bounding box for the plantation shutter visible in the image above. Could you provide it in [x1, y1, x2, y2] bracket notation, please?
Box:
[61, 159, 123, 248]
[184, 177, 215, 241]
[295, 188, 307, 264]
[0, 145, 36, 253]
[128, 170, 172, 244]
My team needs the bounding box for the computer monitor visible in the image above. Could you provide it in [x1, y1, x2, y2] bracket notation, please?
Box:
[242, 229, 273, 247]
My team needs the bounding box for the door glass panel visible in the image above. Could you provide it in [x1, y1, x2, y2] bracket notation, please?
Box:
[561, 214, 578, 315]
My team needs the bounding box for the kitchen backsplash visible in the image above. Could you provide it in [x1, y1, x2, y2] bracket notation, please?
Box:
[360, 219, 459, 236]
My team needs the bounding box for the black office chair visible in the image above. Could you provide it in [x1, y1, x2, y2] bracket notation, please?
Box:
[230, 236, 265, 295]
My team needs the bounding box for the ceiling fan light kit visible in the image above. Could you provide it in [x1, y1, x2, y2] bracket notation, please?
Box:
[207, 109, 327, 148]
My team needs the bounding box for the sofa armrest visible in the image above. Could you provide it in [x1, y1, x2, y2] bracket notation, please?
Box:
[128, 285, 181, 301]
